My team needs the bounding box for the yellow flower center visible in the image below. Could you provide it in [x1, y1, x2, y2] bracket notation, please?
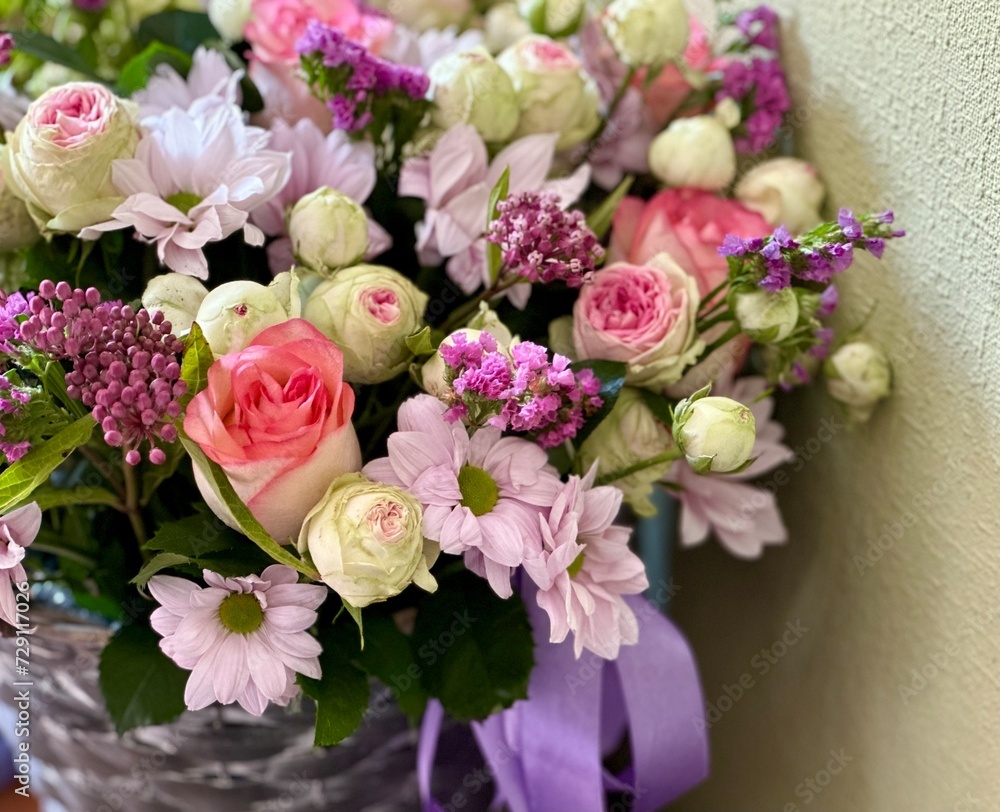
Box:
[217, 593, 264, 635]
[458, 465, 499, 517]
[166, 192, 202, 215]
[567, 551, 586, 579]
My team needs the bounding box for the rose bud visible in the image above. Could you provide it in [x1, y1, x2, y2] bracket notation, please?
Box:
[1, 82, 139, 234]
[142, 273, 210, 337]
[195, 280, 289, 358]
[484, 3, 533, 54]
[498, 35, 601, 151]
[603, 0, 690, 67]
[287, 187, 369, 274]
[735, 157, 825, 236]
[733, 286, 800, 344]
[648, 113, 737, 191]
[517, 0, 587, 38]
[673, 388, 757, 474]
[824, 341, 892, 423]
[298, 473, 438, 609]
[302, 264, 429, 385]
[207, 0, 252, 42]
[429, 47, 521, 143]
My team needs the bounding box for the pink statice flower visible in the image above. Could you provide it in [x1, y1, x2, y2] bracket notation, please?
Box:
[80, 101, 290, 278]
[0, 503, 40, 628]
[149, 565, 326, 716]
[249, 117, 388, 274]
[134, 47, 242, 120]
[363, 395, 561, 598]
[399, 125, 590, 307]
[522, 467, 648, 659]
[665, 374, 796, 558]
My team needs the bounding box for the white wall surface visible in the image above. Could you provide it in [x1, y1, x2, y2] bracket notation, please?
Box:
[672, 1, 1000, 810]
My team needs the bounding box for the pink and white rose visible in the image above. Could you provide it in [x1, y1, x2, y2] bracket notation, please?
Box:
[184, 319, 362, 543]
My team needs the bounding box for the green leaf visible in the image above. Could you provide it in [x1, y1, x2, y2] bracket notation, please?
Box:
[118, 41, 192, 95]
[586, 175, 634, 242]
[144, 510, 240, 558]
[413, 570, 533, 721]
[136, 10, 220, 54]
[130, 552, 192, 588]
[298, 620, 370, 746]
[637, 388, 675, 427]
[178, 431, 320, 579]
[98, 622, 189, 735]
[10, 31, 102, 80]
[569, 359, 628, 447]
[179, 322, 214, 408]
[342, 600, 364, 648]
[404, 326, 435, 357]
[355, 613, 428, 721]
[18, 483, 121, 512]
[485, 167, 511, 285]
[0, 415, 96, 514]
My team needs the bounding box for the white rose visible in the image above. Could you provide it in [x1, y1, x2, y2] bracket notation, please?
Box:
[298, 473, 438, 609]
[208, 0, 252, 42]
[603, 0, 689, 67]
[673, 390, 757, 474]
[370, 0, 470, 31]
[430, 48, 521, 143]
[287, 187, 370, 274]
[517, 0, 586, 38]
[735, 157, 826, 235]
[302, 264, 429, 385]
[195, 281, 289, 358]
[484, 3, 533, 54]
[498, 35, 601, 151]
[824, 341, 891, 423]
[649, 114, 737, 191]
[141, 273, 210, 336]
[0, 148, 40, 252]
[733, 287, 800, 343]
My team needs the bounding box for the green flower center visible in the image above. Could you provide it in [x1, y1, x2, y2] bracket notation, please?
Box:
[567, 551, 586, 579]
[218, 593, 264, 635]
[458, 465, 500, 517]
[166, 191, 202, 215]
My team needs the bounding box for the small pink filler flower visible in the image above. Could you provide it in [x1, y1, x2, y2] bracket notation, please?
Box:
[149, 565, 326, 716]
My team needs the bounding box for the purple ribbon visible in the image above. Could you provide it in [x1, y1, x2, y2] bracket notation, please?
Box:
[417, 588, 708, 811]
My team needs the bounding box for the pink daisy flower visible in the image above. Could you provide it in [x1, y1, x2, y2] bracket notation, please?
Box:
[149, 565, 326, 716]
[363, 395, 561, 598]
[522, 468, 649, 659]
[0, 503, 41, 627]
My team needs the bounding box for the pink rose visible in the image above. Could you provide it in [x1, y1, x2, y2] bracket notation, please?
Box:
[609, 188, 770, 299]
[245, 0, 393, 65]
[636, 17, 712, 127]
[184, 319, 362, 543]
[573, 255, 704, 389]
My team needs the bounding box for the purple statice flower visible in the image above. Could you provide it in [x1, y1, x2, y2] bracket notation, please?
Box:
[717, 57, 791, 154]
[818, 284, 840, 317]
[72, 0, 108, 11]
[18, 281, 186, 465]
[486, 192, 604, 288]
[0, 33, 13, 67]
[0, 292, 32, 355]
[297, 21, 429, 133]
[0, 377, 32, 463]
[440, 332, 603, 449]
[735, 6, 781, 52]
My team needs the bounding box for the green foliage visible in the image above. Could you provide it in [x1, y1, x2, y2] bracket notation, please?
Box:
[569, 359, 628, 447]
[486, 167, 511, 284]
[118, 41, 192, 95]
[586, 175, 634, 242]
[353, 612, 428, 721]
[179, 323, 214, 408]
[10, 30, 101, 80]
[136, 11, 220, 54]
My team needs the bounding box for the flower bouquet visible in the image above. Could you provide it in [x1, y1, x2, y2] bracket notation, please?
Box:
[0, 0, 902, 809]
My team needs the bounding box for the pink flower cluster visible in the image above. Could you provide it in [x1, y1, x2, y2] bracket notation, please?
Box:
[440, 332, 603, 449]
[486, 191, 604, 287]
[18, 281, 186, 465]
[0, 378, 31, 463]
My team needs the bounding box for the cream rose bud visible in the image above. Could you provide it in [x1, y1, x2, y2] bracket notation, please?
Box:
[824, 341, 892, 423]
[0, 150, 40, 252]
[287, 187, 369, 274]
[485, 3, 533, 53]
[735, 157, 825, 235]
[421, 323, 515, 398]
[1, 82, 139, 234]
[142, 273, 210, 336]
[195, 281, 289, 358]
[673, 390, 757, 474]
[604, 0, 689, 67]
[649, 114, 737, 191]
[302, 264, 429, 385]
[498, 35, 601, 151]
[577, 387, 677, 517]
[517, 0, 586, 38]
[370, 0, 470, 31]
[298, 473, 438, 609]
[430, 48, 520, 143]
[207, 0, 252, 42]
[733, 287, 800, 343]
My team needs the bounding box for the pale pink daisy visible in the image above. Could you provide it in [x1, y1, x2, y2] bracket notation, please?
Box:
[134, 46, 242, 120]
[250, 118, 389, 274]
[363, 395, 561, 598]
[148, 565, 326, 716]
[381, 25, 484, 71]
[522, 468, 648, 659]
[80, 101, 291, 279]
[399, 125, 591, 308]
[0, 503, 41, 628]
[665, 375, 796, 558]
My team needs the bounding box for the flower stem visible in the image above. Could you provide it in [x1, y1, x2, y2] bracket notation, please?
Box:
[79, 445, 127, 502]
[594, 450, 683, 487]
[586, 66, 638, 159]
[699, 323, 743, 359]
[439, 275, 522, 334]
[122, 459, 147, 546]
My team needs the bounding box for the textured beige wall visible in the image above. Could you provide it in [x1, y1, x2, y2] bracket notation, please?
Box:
[672, 2, 1000, 810]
